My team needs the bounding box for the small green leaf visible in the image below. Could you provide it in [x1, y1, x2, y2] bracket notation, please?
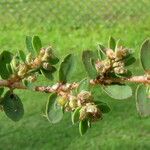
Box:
[46, 94, 64, 124]
[6, 64, 13, 75]
[108, 36, 116, 50]
[26, 36, 34, 55]
[140, 39, 150, 71]
[95, 101, 111, 113]
[59, 54, 75, 83]
[22, 79, 33, 89]
[116, 70, 132, 78]
[32, 35, 42, 54]
[98, 44, 106, 54]
[18, 50, 26, 62]
[135, 84, 150, 117]
[2, 91, 24, 121]
[97, 44, 106, 60]
[79, 119, 88, 136]
[124, 56, 136, 66]
[0, 51, 13, 79]
[82, 50, 97, 78]
[41, 68, 54, 80]
[103, 85, 132, 100]
[0, 88, 4, 96]
[115, 40, 120, 52]
[72, 107, 81, 124]
[48, 54, 59, 65]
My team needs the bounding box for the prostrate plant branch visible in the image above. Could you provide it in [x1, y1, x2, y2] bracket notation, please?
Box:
[0, 36, 149, 136]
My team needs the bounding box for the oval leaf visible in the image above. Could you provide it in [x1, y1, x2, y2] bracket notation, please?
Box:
[124, 56, 136, 66]
[95, 101, 111, 113]
[0, 88, 4, 96]
[103, 85, 132, 100]
[18, 50, 26, 62]
[79, 119, 88, 136]
[41, 68, 55, 80]
[82, 50, 97, 78]
[0, 51, 13, 79]
[136, 84, 150, 117]
[46, 94, 63, 124]
[32, 35, 42, 54]
[72, 107, 81, 124]
[108, 36, 116, 50]
[2, 91, 24, 121]
[140, 39, 150, 71]
[97, 46, 106, 60]
[26, 36, 34, 55]
[59, 54, 75, 83]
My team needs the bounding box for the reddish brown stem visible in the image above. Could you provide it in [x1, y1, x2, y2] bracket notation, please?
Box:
[0, 75, 150, 94]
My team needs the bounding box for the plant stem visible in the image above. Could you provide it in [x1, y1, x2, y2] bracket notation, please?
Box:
[90, 75, 150, 85]
[0, 75, 149, 93]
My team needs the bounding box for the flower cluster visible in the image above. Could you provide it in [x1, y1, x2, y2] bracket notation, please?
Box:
[95, 46, 129, 76]
[10, 46, 58, 83]
[57, 90, 102, 121]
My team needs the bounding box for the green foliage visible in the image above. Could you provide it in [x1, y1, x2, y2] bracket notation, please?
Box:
[108, 36, 116, 50]
[140, 39, 150, 72]
[103, 85, 132, 100]
[0, 35, 150, 138]
[26, 36, 35, 55]
[32, 36, 42, 54]
[136, 84, 150, 117]
[59, 54, 75, 83]
[0, 88, 4, 96]
[95, 101, 111, 113]
[46, 94, 64, 124]
[97, 44, 106, 60]
[82, 50, 97, 78]
[41, 67, 56, 80]
[18, 50, 26, 62]
[72, 107, 81, 124]
[26, 35, 42, 56]
[0, 51, 13, 79]
[79, 119, 89, 136]
[124, 55, 136, 66]
[2, 90, 24, 121]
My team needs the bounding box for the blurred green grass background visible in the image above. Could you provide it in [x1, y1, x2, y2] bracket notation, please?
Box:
[0, 0, 150, 150]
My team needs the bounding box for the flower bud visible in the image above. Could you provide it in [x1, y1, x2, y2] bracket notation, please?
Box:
[114, 66, 127, 74]
[69, 96, 77, 109]
[79, 106, 87, 120]
[45, 46, 53, 56]
[42, 62, 52, 71]
[95, 61, 105, 73]
[57, 96, 67, 107]
[106, 49, 115, 59]
[113, 61, 124, 68]
[27, 75, 37, 82]
[39, 48, 45, 57]
[115, 48, 128, 60]
[41, 53, 50, 62]
[17, 64, 28, 77]
[26, 53, 33, 64]
[77, 90, 93, 106]
[11, 56, 20, 71]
